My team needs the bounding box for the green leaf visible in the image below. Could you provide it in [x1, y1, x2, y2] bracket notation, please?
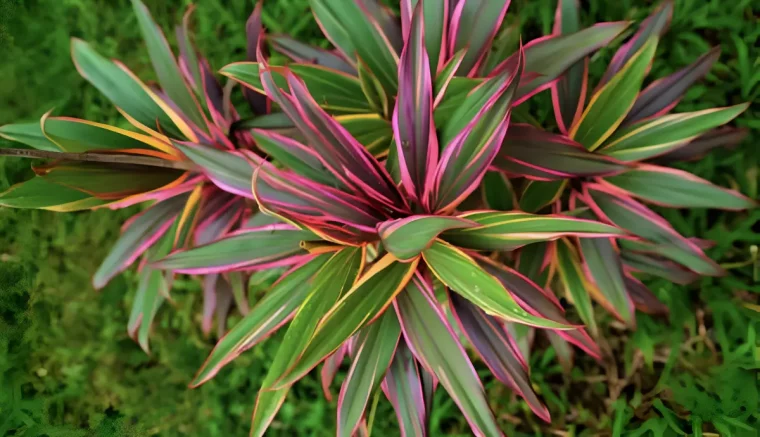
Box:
[191, 254, 330, 387]
[250, 388, 289, 437]
[378, 215, 476, 262]
[0, 122, 59, 151]
[221, 62, 372, 114]
[578, 237, 634, 326]
[555, 238, 598, 336]
[153, 225, 319, 274]
[175, 144, 256, 198]
[131, 0, 207, 129]
[444, 211, 624, 251]
[602, 165, 756, 210]
[599, 104, 749, 161]
[337, 114, 393, 156]
[71, 39, 184, 139]
[127, 267, 167, 353]
[338, 310, 401, 437]
[0, 177, 105, 211]
[262, 247, 364, 389]
[570, 38, 658, 150]
[272, 254, 419, 388]
[395, 276, 500, 437]
[94, 194, 186, 288]
[519, 180, 567, 213]
[309, 0, 399, 95]
[422, 240, 570, 329]
[357, 58, 390, 117]
[42, 116, 170, 153]
[383, 340, 427, 437]
[481, 171, 516, 210]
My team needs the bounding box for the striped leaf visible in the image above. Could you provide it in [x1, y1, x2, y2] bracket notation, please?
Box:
[519, 180, 567, 213]
[378, 215, 476, 262]
[190, 255, 330, 387]
[260, 68, 405, 211]
[41, 116, 175, 155]
[271, 254, 419, 389]
[432, 48, 523, 212]
[624, 47, 720, 124]
[478, 255, 600, 358]
[94, 194, 187, 288]
[449, 0, 511, 76]
[443, 211, 624, 251]
[176, 144, 258, 198]
[570, 38, 658, 151]
[624, 274, 668, 315]
[261, 248, 364, 391]
[449, 292, 550, 422]
[337, 114, 394, 157]
[551, 0, 587, 133]
[395, 275, 502, 437]
[254, 164, 385, 245]
[433, 49, 466, 107]
[517, 21, 630, 102]
[382, 340, 427, 437]
[309, 0, 399, 94]
[400, 0, 447, 73]
[221, 62, 371, 114]
[652, 127, 748, 164]
[494, 124, 627, 180]
[621, 250, 699, 285]
[71, 39, 185, 139]
[583, 184, 724, 276]
[251, 129, 337, 187]
[152, 224, 318, 274]
[422, 240, 570, 329]
[393, 3, 438, 204]
[244, 2, 269, 115]
[555, 238, 598, 335]
[598, 0, 673, 86]
[338, 309, 401, 437]
[131, 0, 207, 130]
[0, 122, 61, 151]
[0, 177, 106, 211]
[599, 104, 748, 162]
[481, 171, 517, 211]
[269, 34, 356, 75]
[601, 165, 756, 210]
[579, 237, 635, 327]
[127, 267, 167, 353]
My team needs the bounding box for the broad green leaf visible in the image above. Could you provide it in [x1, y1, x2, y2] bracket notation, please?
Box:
[191, 255, 330, 387]
[444, 211, 624, 251]
[516, 242, 551, 287]
[602, 165, 756, 210]
[358, 58, 390, 117]
[251, 130, 337, 187]
[405, 0, 447, 72]
[551, 0, 587, 133]
[262, 247, 364, 389]
[42, 116, 173, 154]
[0, 122, 59, 151]
[0, 177, 105, 211]
[309, 0, 399, 94]
[422, 240, 570, 329]
[518, 21, 630, 100]
[153, 225, 319, 274]
[570, 38, 658, 150]
[378, 215, 476, 262]
[272, 254, 419, 388]
[599, 104, 748, 161]
[221, 62, 372, 114]
[449, 0, 510, 76]
[94, 194, 187, 288]
[37, 162, 183, 200]
[131, 0, 207, 129]
[175, 144, 257, 198]
[555, 238, 598, 336]
[383, 340, 426, 437]
[127, 267, 167, 353]
[337, 114, 393, 157]
[338, 310, 401, 437]
[71, 39, 184, 139]
[579, 237, 634, 327]
[251, 388, 289, 437]
[519, 180, 567, 213]
[395, 276, 501, 437]
[481, 171, 516, 210]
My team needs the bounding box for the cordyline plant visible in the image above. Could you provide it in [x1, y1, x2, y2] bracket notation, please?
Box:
[0, 0, 754, 436]
[485, 0, 755, 363]
[0, 0, 273, 348]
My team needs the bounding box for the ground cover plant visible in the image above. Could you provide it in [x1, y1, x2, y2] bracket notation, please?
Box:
[0, 0, 758, 435]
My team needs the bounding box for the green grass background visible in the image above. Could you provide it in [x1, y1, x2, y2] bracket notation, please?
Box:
[0, 0, 758, 435]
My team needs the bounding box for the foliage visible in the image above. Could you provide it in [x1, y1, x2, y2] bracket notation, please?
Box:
[0, 0, 758, 436]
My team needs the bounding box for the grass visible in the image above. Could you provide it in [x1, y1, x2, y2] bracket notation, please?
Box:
[0, 0, 758, 435]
